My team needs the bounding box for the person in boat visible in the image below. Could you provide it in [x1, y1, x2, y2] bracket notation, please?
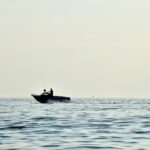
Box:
[42, 89, 48, 95]
[49, 88, 53, 96]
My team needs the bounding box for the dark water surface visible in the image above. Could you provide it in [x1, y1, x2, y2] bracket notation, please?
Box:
[0, 97, 150, 150]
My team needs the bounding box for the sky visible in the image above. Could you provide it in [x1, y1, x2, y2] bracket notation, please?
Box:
[0, 0, 150, 97]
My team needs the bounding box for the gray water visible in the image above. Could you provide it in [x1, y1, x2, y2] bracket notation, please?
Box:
[0, 97, 150, 150]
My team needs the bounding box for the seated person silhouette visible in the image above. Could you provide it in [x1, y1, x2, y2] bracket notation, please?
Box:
[42, 89, 48, 95]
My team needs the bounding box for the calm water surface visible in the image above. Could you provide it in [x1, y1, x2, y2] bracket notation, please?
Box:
[0, 97, 150, 150]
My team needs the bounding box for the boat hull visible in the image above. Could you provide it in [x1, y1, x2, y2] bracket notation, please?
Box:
[32, 94, 71, 103]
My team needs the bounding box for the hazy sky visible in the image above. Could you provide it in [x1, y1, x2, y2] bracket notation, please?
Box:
[0, 0, 150, 97]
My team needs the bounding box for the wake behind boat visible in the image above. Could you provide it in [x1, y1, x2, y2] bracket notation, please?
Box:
[31, 89, 71, 103]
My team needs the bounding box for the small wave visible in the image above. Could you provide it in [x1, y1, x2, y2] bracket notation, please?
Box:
[42, 144, 60, 148]
[32, 116, 57, 121]
[74, 145, 120, 149]
[50, 124, 73, 129]
[132, 131, 150, 134]
[0, 125, 26, 130]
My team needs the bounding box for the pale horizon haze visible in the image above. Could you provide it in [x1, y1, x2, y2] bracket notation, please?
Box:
[0, 0, 150, 98]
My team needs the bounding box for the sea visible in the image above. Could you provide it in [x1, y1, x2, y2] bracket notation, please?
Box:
[0, 97, 150, 150]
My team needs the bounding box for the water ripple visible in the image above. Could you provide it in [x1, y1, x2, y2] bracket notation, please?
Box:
[0, 98, 150, 150]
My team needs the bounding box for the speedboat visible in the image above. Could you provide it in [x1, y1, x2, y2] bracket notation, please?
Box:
[31, 94, 71, 103]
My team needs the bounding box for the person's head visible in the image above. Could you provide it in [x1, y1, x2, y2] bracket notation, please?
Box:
[44, 89, 46, 92]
